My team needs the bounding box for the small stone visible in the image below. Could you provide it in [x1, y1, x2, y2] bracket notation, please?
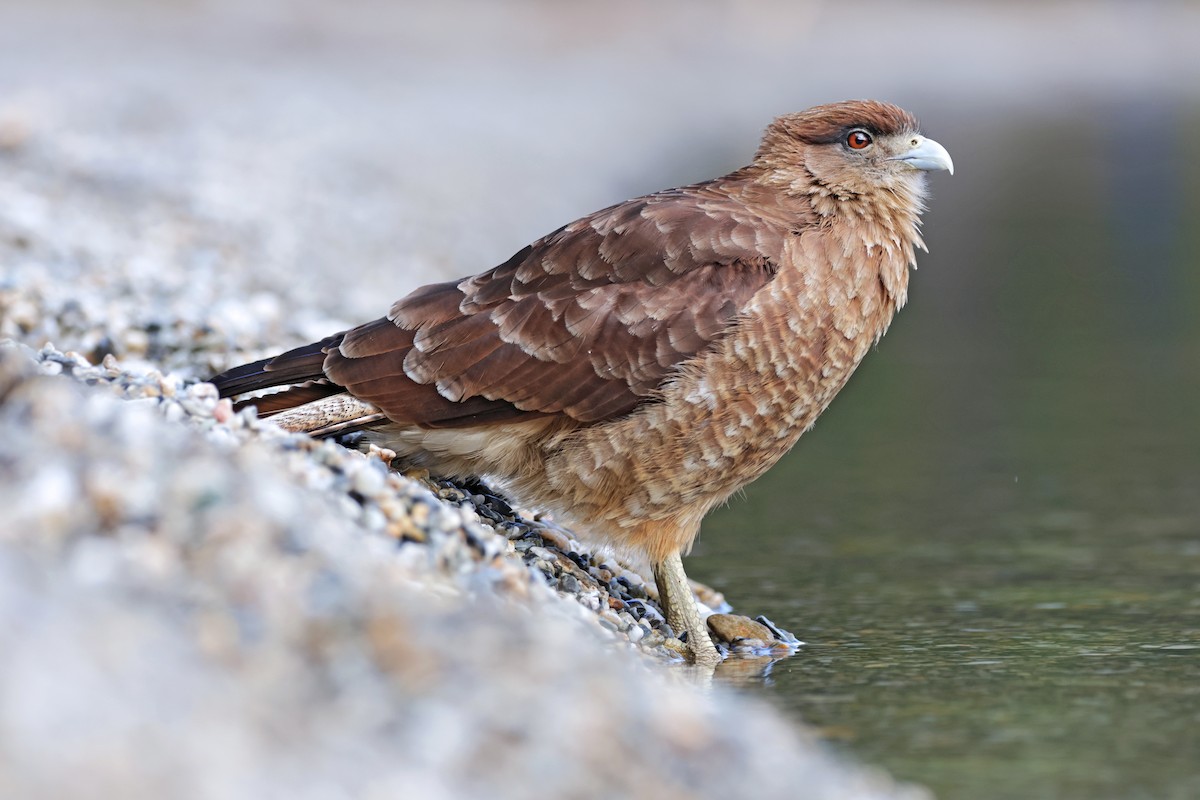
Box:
[437, 486, 464, 501]
[214, 400, 235, 424]
[353, 463, 386, 497]
[597, 608, 624, 630]
[527, 546, 559, 563]
[361, 505, 387, 531]
[536, 525, 572, 552]
[366, 443, 397, 463]
[162, 401, 185, 423]
[180, 381, 219, 417]
[692, 580, 727, 612]
[502, 522, 531, 539]
[640, 630, 665, 649]
[409, 502, 430, 527]
[706, 613, 776, 645]
[590, 565, 614, 583]
[615, 575, 647, 599]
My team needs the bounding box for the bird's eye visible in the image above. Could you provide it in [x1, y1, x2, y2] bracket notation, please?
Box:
[846, 130, 873, 150]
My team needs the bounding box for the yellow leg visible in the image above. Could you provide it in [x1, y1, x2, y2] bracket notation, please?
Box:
[653, 551, 721, 666]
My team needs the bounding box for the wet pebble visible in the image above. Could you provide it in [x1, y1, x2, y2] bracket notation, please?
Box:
[707, 613, 776, 643]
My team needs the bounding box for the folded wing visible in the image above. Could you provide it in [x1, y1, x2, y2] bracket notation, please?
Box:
[214, 178, 791, 429]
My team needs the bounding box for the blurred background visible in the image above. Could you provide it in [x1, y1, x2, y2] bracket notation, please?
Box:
[1, 1, 1197, 798]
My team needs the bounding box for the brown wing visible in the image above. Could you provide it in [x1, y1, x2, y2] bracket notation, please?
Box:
[324, 179, 789, 428]
[214, 176, 798, 429]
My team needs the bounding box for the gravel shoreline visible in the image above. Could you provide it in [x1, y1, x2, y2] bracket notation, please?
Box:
[10, 339, 802, 664]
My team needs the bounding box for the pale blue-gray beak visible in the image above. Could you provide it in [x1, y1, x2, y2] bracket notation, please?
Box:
[891, 135, 954, 175]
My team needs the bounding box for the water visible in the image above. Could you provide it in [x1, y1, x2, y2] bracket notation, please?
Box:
[691, 101, 1200, 799]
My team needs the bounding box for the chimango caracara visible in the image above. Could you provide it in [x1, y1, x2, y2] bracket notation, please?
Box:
[212, 100, 953, 665]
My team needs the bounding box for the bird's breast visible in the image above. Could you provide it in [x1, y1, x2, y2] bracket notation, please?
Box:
[545, 229, 910, 533]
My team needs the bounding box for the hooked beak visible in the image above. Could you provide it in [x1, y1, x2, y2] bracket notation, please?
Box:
[891, 135, 954, 175]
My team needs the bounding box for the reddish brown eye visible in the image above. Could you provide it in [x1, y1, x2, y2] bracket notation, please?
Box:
[846, 130, 872, 150]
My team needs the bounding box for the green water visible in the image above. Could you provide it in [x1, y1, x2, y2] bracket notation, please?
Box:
[692, 102, 1200, 799]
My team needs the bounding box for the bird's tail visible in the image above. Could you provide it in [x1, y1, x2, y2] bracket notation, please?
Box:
[210, 332, 388, 436]
[210, 334, 340, 399]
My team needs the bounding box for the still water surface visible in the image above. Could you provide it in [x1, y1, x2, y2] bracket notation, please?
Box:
[692, 102, 1200, 800]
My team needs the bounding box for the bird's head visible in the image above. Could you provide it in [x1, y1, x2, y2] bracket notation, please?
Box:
[754, 100, 953, 212]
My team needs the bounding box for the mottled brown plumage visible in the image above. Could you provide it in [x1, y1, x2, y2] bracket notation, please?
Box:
[212, 100, 953, 665]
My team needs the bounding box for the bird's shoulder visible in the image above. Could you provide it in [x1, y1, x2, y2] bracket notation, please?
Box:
[464, 171, 813, 303]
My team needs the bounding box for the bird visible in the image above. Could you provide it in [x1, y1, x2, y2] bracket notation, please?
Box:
[211, 100, 953, 666]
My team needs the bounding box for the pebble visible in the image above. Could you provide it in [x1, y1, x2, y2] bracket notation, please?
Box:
[707, 613, 776, 643]
[352, 462, 387, 497]
[707, 613, 804, 656]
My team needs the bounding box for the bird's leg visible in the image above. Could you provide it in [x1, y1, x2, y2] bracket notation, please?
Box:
[652, 551, 721, 666]
[652, 556, 689, 635]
